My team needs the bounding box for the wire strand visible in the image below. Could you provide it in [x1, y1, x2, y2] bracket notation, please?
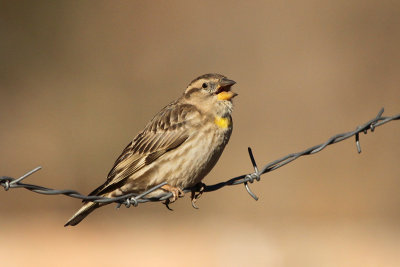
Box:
[1, 108, 399, 208]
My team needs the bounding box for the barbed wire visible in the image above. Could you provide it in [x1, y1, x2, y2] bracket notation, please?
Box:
[1, 108, 399, 209]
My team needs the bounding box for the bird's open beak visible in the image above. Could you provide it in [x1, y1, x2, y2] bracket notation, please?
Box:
[216, 78, 238, 101]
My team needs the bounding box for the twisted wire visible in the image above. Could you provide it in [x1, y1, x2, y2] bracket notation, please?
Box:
[1, 108, 399, 208]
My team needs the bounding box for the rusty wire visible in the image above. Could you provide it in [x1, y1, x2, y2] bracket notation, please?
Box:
[1, 108, 399, 209]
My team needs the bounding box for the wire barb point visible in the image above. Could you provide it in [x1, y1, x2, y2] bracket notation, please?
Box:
[12, 166, 42, 186]
[243, 147, 261, 201]
[370, 123, 375, 132]
[124, 198, 131, 208]
[244, 180, 259, 201]
[3, 180, 10, 191]
[355, 133, 361, 153]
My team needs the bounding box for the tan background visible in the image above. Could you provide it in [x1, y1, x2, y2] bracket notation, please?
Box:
[1, 1, 400, 266]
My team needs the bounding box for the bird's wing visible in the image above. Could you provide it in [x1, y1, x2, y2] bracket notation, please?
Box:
[88, 102, 201, 196]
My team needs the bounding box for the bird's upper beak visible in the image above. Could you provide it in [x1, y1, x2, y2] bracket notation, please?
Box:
[216, 78, 238, 101]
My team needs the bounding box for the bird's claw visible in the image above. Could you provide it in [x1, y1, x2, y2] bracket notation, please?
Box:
[191, 182, 206, 209]
[161, 184, 184, 210]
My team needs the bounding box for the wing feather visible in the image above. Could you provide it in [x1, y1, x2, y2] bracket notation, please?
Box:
[88, 102, 200, 197]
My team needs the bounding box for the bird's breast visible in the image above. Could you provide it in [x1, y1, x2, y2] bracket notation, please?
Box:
[125, 115, 233, 196]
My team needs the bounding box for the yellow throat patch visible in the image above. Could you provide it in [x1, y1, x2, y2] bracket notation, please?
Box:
[214, 116, 231, 129]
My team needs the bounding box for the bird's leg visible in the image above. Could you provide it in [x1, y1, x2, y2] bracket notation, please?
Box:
[161, 184, 184, 203]
[191, 182, 206, 209]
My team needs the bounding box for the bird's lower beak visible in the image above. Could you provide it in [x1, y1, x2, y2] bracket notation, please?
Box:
[216, 78, 238, 101]
[217, 91, 238, 101]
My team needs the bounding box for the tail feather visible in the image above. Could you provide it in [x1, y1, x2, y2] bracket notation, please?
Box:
[64, 202, 100, 227]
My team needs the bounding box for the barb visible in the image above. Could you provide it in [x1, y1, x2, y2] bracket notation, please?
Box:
[1, 108, 399, 208]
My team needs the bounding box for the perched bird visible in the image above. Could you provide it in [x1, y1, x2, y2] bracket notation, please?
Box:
[65, 73, 237, 226]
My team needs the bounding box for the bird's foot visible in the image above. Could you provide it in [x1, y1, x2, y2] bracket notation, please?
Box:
[191, 182, 206, 209]
[161, 184, 184, 210]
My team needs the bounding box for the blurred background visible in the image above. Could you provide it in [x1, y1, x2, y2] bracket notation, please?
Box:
[1, 1, 399, 266]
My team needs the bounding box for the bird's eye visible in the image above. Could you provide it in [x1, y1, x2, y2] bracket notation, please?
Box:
[202, 83, 208, 89]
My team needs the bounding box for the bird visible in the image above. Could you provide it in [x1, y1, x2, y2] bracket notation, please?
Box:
[64, 73, 237, 226]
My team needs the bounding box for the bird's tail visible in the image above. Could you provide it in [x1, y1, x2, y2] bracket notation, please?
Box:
[64, 201, 100, 227]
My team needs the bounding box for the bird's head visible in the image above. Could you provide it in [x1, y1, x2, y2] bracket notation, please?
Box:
[184, 73, 237, 116]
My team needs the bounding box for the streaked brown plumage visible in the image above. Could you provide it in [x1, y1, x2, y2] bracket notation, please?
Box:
[65, 73, 237, 226]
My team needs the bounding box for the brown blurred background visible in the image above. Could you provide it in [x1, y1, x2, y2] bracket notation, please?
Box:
[1, 1, 399, 266]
